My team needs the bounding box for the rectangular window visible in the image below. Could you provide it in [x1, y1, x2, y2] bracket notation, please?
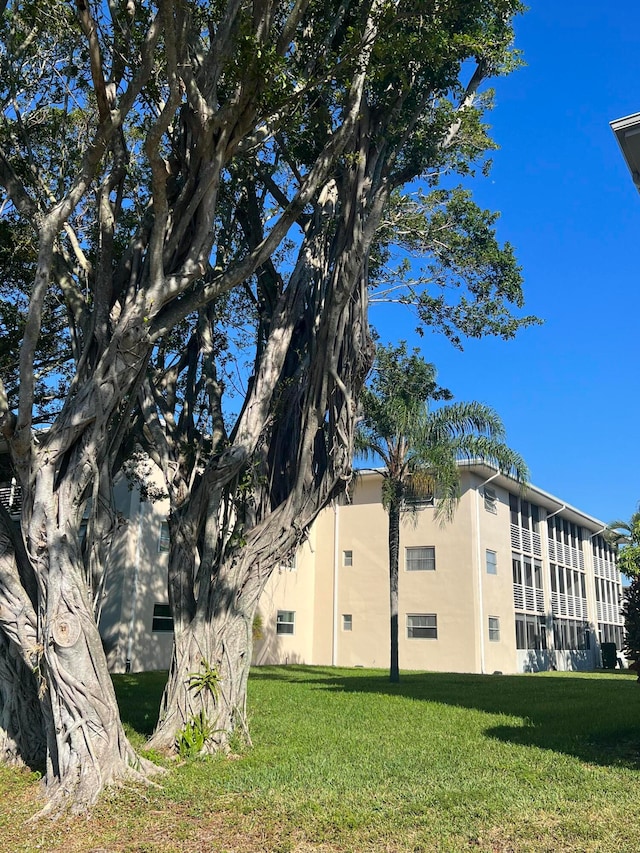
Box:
[531, 504, 540, 533]
[405, 546, 435, 572]
[342, 614, 352, 631]
[484, 486, 497, 513]
[518, 614, 546, 650]
[276, 610, 295, 635]
[512, 555, 522, 585]
[534, 560, 542, 589]
[407, 614, 437, 639]
[486, 550, 497, 575]
[488, 616, 500, 642]
[343, 550, 353, 567]
[152, 603, 173, 632]
[158, 520, 170, 553]
[524, 557, 533, 588]
[280, 552, 297, 571]
[509, 493, 519, 525]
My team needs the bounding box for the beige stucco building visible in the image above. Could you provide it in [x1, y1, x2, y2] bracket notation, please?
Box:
[252, 464, 624, 675]
[93, 461, 625, 675]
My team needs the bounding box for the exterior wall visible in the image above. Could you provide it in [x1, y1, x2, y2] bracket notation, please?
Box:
[256, 468, 625, 676]
[95, 464, 625, 676]
[467, 472, 520, 675]
[253, 531, 318, 666]
[98, 479, 174, 673]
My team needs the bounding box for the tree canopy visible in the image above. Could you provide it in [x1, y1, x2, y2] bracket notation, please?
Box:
[0, 0, 528, 812]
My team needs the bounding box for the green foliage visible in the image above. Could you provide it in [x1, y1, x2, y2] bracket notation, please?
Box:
[622, 577, 640, 663]
[608, 508, 640, 579]
[176, 709, 212, 759]
[357, 342, 528, 521]
[252, 613, 264, 643]
[370, 188, 540, 347]
[187, 659, 220, 698]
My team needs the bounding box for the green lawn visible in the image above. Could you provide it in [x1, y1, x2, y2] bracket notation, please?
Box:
[2, 667, 640, 852]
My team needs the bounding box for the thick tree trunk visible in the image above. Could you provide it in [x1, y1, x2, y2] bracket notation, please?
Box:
[388, 494, 401, 683]
[148, 549, 263, 755]
[0, 505, 47, 767]
[0, 634, 46, 768]
[0, 440, 161, 815]
[37, 564, 155, 814]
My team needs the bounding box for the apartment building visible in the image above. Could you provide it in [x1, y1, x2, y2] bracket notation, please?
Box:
[0, 456, 624, 675]
[254, 463, 624, 674]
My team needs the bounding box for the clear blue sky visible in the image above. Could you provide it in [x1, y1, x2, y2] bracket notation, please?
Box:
[371, 2, 640, 526]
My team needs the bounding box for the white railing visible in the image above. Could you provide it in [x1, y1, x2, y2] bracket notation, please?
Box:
[548, 540, 584, 569]
[513, 583, 544, 614]
[551, 592, 588, 619]
[597, 601, 623, 625]
[511, 524, 542, 557]
[0, 482, 22, 516]
[594, 556, 619, 582]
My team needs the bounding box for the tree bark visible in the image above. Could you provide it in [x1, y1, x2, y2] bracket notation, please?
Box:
[18, 454, 160, 815]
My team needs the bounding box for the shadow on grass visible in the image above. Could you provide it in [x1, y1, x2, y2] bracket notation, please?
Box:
[112, 671, 168, 738]
[250, 665, 640, 769]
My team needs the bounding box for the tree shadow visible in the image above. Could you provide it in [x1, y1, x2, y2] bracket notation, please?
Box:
[250, 665, 640, 770]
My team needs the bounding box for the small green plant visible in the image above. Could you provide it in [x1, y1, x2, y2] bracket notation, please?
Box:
[187, 658, 220, 697]
[252, 613, 264, 642]
[176, 709, 211, 759]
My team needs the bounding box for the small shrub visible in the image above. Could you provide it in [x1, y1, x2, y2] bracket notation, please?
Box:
[176, 709, 211, 758]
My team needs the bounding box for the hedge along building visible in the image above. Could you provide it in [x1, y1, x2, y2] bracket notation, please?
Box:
[28, 460, 620, 675]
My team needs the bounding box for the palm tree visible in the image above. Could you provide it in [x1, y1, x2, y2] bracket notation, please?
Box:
[607, 507, 640, 579]
[356, 343, 528, 683]
[607, 508, 640, 666]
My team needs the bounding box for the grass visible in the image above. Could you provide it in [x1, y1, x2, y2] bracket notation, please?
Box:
[2, 667, 640, 852]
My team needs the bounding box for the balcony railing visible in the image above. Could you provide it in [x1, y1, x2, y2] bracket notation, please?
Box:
[0, 481, 22, 517]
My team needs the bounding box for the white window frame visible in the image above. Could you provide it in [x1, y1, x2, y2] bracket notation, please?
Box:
[342, 614, 353, 631]
[488, 616, 500, 642]
[486, 549, 498, 575]
[484, 486, 497, 514]
[405, 546, 436, 572]
[158, 520, 170, 553]
[276, 610, 295, 635]
[407, 613, 437, 639]
[280, 552, 297, 572]
[343, 549, 353, 567]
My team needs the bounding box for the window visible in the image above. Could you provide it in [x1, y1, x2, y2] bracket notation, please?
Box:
[509, 493, 519, 525]
[342, 614, 353, 631]
[276, 610, 295, 635]
[554, 618, 590, 651]
[488, 616, 500, 642]
[486, 550, 497, 575]
[404, 484, 434, 509]
[405, 546, 435, 572]
[280, 552, 297, 572]
[158, 520, 170, 553]
[152, 603, 173, 632]
[515, 614, 547, 650]
[484, 486, 497, 513]
[343, 550, 353, 567]
[512, 554, 522, 585]
[407, 614, 437, 639]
